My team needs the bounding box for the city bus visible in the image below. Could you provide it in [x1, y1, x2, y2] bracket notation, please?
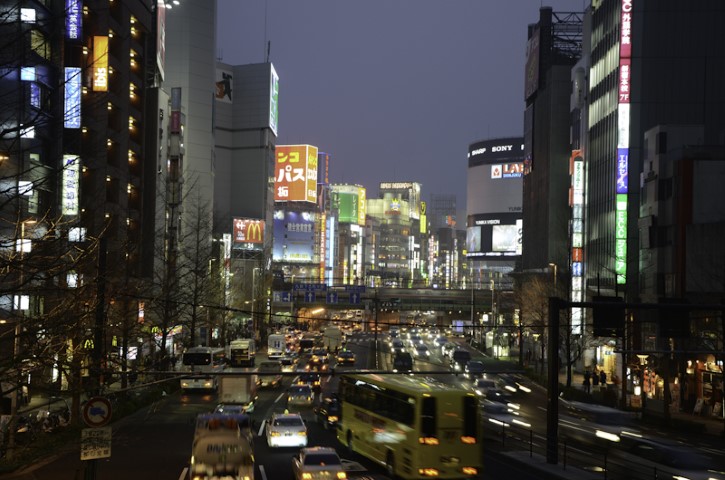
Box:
[337, 373, 481, 479]
[179, 346, 226, 392]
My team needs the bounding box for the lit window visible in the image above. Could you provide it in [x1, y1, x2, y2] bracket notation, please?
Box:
[69, 227, 86, 242]
[14, 295, 30, 311]
[21, 125, 35, 139]
[21, 8, 36, 23]
[16, 238, 31, 253]
[67, 272, 78, 288]
[21, 66, 36, 81]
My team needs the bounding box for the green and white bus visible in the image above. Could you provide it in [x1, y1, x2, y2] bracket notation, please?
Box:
[337, 373, 481, 479]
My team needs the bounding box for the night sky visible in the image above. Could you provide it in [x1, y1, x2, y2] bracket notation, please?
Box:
[217, 0, 584, 222]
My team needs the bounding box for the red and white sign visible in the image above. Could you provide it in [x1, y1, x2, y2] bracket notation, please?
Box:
[82, 396, 112, 428]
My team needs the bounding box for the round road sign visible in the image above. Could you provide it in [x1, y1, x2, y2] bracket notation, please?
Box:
[82, 396, 113, 427]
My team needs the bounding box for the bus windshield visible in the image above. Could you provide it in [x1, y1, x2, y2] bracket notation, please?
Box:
[183, 353, 212, 366]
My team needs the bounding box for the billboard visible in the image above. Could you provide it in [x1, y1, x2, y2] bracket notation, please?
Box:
[156, 0, 165, 80]
[232, 218, 264, 251]
[215, 69, 233, 103]
[64, 67, 81, 129]
[272, 209, 316, 263]
[331, 184, 366, 226]
[524, 25, 540, 100]
[467, 138, 524, 216]
[269, 64, 279, 136]
[62, 154, 80, 215]
[466, 213, 522, 258]
[92, 36, 108, 92]
[65, 0, 82, 40]
[274, 145, 318, 203]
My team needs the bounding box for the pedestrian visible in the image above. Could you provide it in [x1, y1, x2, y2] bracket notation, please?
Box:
[592, 368, 600, 387]
[21, 385, 29, 405]
[583, 369, 591, 393]
[599, 370, 607, 386]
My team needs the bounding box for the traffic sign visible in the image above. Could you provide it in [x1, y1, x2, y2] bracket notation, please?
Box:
[294, 283, 327, 291]
[281, 291, 292, 302]
[304, 291, 316, 302]
[80, 427, 112, 460]
[327, 292, 338, 304]
[82, 396, 112, 428]
[349, 292, 361, 305]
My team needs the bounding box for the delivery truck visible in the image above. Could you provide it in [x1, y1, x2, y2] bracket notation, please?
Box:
[218, 375, 258, 414]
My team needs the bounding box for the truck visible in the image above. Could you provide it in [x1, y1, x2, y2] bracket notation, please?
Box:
[189, 413, 254, 480]
[218, 375, 258, 413]
[322, 326, 343, 353]
[228, 338, 256, 367]
[256, 360, 283, 388]
[267, 333, 286, 359]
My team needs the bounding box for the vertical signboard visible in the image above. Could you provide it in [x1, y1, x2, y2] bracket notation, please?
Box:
[62, 154, 80, 215]
[65, 0, 82, 40]
[275, 145, 318, 203]
[570, 150, 584, 334]
[357, 187, 366, 226]
[269, 64, 279, 136]
[615, 0, 633, 285]
[524, 25, 540, 101]
[64, 67, 81, 129]
[156, 0, 165, 81]
[92, 36, 108, 92]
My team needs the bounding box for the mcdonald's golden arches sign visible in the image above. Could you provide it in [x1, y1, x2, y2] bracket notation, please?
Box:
[233, 218, 265, 250]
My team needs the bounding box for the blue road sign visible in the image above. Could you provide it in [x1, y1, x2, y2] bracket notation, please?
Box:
[327, 292, 338, 304]
[294, 283, 328, 291]
[281, 291, 292, 302]
[304, 291, 316, 302]
[349, 292, 361, 304]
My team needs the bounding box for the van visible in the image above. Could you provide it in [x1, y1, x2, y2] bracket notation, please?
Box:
[450, 349, 471, 371]
[393, 352, 413, 372]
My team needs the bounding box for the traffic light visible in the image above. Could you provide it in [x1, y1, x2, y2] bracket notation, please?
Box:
[658, 297, 690, 338]
[592, 296, 625, 337]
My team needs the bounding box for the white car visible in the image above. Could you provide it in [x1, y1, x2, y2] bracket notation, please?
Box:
[266, 412, 308, 448]
[292, 447, 347, 480]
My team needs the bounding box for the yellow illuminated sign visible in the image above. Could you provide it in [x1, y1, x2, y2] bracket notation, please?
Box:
[92, 36, 109, 91]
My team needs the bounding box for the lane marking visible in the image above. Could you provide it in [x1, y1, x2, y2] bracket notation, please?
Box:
[274, 392, 285, 403]
[257, 419, 266, 437]
[178, 467, 188, 480]
[259, 464, 268, 480]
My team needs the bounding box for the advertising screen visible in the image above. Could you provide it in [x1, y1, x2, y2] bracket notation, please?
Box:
[232, 218, 264, 251]
[275, 145, 318, 203]
[272, 210, 316, 263]
[331, 185, 366, 225]
[466, 213, 521, 258]
[269, 64, 279, 136]
[467, 138, 524, 216]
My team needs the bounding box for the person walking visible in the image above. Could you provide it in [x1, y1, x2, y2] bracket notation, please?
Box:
[599, 369, 607, 387]
[583, 369, 592, 393]
[592, 368, 600, 387]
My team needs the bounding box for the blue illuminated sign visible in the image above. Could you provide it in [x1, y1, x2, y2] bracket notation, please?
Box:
[616, 148, 628, 194]
[64, 67, 81, 129]
[66, 0, 82, 40]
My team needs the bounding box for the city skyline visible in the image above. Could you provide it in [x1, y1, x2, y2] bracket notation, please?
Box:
[216, 0, 584, 222]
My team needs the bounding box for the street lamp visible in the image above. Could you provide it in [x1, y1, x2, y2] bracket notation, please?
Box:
[548, 263, 557, 291]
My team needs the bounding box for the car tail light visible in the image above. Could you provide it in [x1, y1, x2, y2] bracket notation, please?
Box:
[460, 436, 476, 444]
[336, 472, 347, 479]
[418, 468, 439, 476]
[328, 416, 338, 422]
[418, 437, 439, 445]
[462, 467, 478, 475]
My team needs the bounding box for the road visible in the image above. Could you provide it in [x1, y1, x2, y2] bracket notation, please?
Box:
[6, 331, 724, 480]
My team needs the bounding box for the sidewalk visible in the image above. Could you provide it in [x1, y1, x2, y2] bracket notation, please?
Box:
[558, 369, 724, 437]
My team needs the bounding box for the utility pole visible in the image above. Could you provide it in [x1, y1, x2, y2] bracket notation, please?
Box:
[546, 296, 562, 465]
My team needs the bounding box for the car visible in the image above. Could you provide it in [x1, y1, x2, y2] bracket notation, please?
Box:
[434, 336, 448, 347]
[392, 352, 413, 372]
[295, 372, 322, 391]
[441, 342, 457, 356]
[287, 384, 315, 407]
[308, 356, 330, 372]
[390, 338, 406, 353]
[450, 349, 472, 371]
[413, 344, 430, 359]
[473, 378, 501, 396]
[280, 355, 298, 372]
[313, 395, 341, 429]
[464, 360, 485, 380]
[408, 334, 423, 347]
[335, 350, 356, 365]
[310, 348, 330, 363]
[266, 412, 307, 448]
[257, 360, 283, 388]
[205, 409, 254, 447]
[291, 447, 346, 480]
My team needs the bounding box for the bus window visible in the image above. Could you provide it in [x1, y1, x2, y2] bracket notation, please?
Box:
[421, 397, 436, 438]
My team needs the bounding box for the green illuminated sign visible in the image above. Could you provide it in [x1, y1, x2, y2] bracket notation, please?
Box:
[615, 210, 627, 239]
